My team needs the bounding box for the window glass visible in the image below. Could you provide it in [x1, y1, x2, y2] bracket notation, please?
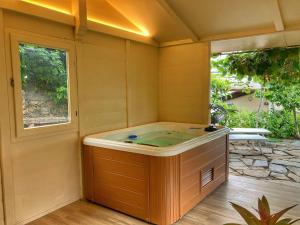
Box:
[19, 43, 70, 128]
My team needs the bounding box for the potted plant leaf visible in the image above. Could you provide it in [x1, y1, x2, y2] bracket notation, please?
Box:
[225, 196, 299, 225]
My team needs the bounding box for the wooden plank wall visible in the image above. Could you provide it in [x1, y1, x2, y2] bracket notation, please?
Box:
[158, 42, 211, 124]
[0, 9, 160, 225]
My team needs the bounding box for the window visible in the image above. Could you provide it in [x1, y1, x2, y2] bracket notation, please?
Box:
[10, 32, 77, 137]
[20, 43, 70, 128]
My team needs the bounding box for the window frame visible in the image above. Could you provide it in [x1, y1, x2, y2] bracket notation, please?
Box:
[9, 32, 78, 138]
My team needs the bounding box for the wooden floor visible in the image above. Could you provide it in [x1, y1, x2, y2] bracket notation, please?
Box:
[27, 175, 300, 225]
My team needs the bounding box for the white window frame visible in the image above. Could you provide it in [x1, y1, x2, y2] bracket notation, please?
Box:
[9, 31, 78, 138]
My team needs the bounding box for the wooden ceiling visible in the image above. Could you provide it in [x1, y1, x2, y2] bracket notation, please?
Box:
[1, 0, 300, 50]
[211, 29, 300, 53]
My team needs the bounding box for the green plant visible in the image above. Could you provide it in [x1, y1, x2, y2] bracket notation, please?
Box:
[264, 83, 300, 138]
[221, 110, 257, 128]
[20, 43, 68, 105]
[259, 110, 296, 139]
[210, 72, 298, 138]
[210, 74, 237, 123]
[221, 109, 298, 139]
[212, 47, 300, 138]
[225, 196, 299, 225]
[211, 74, 232, 103]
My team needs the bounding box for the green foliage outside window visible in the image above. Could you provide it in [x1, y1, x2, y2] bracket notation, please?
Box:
[19, 43, 68, 105]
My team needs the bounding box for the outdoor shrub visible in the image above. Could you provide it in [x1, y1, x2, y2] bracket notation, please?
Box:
[222, 109, 299, 139]
[259, 110, 296, 139]
[221, 111, 256, 128]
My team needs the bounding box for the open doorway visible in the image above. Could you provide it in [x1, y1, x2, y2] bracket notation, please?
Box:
[211, 47, 300, 185]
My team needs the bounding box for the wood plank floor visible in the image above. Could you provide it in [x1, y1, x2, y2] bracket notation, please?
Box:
[27, 175, 300, 225]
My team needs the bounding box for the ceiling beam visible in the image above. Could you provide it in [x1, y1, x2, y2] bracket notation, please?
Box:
[269, 0, 284, 31]
[155, 0, 199, 42]
[285, 22, 300, 32]
[0, 0, 158, 46]
[160, 39, 194, 47]
[0, 1, 74, 25]
[87, 20, 159, 46]
[72, 0, 87, 39]
[200, 26, 276, 42]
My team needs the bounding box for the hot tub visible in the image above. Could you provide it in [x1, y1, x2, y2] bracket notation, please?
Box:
[83, 122, 229, 157]
[83, 122, 230, 225]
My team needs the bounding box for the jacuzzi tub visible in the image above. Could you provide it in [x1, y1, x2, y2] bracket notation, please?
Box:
[83, 122, 230, 157]
[83, 122, 230, 224]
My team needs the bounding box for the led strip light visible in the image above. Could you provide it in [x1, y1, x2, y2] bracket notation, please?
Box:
[21, 0, 150, 37]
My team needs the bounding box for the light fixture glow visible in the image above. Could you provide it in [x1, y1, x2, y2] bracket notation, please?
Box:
[21, 0, 150, 37]
[21, 0, 72, 15]
[88, 17, 150, 37]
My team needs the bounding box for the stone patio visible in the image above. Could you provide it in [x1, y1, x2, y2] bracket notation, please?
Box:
[229, 139, 300, 185]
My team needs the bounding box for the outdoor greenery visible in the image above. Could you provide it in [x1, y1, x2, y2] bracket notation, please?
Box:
[20, 43, 68, 105]
[222, 109, 297, 139]
[212, 47, 300, 139]
[211, 75, 232, 108]
[225, 196, 299, 225]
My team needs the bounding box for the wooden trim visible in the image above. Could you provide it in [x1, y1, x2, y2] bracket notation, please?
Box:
[8, 30, 78, 139]
[285, 22, 300, 32]
[0, 128, 4, 225]
[269, 0, 284, 31]
[207, 42, 212, 125]
[0, 1, 74, 26]
[82, 146, 94, 201]
[72, 0, 87, 40]
[87, 20, 159, 47]
[225, 134, 230, 180]
[159, 39, 194, 47]
[125, 40, 130, 128]
[155, 0, 198, 42]
[200, 26, 276, 42]
[0, 8, 16, 225]
[204, 21, 300, 41]
[149, 156, 180, 225]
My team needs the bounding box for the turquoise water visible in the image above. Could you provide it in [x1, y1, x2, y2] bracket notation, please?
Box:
[122, 130, 199, 147]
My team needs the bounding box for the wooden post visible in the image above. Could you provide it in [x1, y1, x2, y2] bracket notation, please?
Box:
[72, 0, 87, 40]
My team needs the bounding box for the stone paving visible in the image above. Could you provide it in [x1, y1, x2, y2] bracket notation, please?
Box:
[229, 139, 300, 185]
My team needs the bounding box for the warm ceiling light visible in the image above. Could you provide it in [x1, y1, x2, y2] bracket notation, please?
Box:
[88, 17, 150, 37]
[21, 0, 72, 15]
[21, 0, 150, 37]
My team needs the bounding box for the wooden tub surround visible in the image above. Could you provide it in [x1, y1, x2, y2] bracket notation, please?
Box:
[83, 126, 229, 225]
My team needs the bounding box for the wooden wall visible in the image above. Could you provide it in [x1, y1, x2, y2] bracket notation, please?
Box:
[77, 33, 159, 136]
[0, 8, 210, 225]
[158, 43, 210, 124]
[77, 34, 128, 136]
[0, 9, 8, 225]
[0, 10, 159, 225]
[1, 11, 81, 225]
[126, 41, 158, 127]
